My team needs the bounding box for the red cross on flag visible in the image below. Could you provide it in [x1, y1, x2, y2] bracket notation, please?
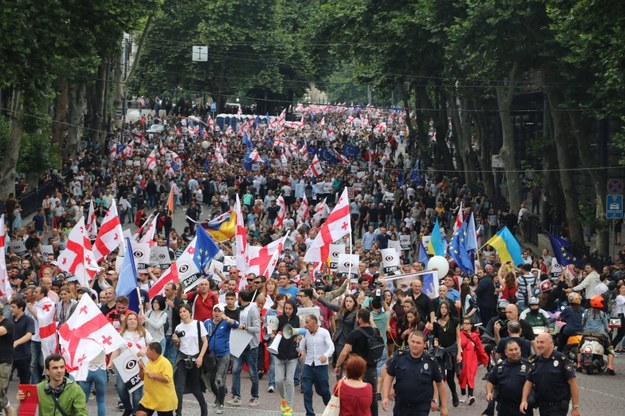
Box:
[453, 202, 464, 234]
[56, 218, 99, 287]
[85, 200, 98, 239]
[297, 194, 309, 221]
[93, 199, 124, 262]
[139, 214, 159, 246]
[304, 188, 352, 263]
[305, 154, 323, 177]
[274, 196, 287, 229]
[0, 214, 11, 301]
[246, 233, 289, 280]
[146, 150, 158, 171]
[58, 293, 125, 380]
[148, 237, 202, 298]
[36, 295, 57, 359]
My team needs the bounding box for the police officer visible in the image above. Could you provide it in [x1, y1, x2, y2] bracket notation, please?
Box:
[521, 333, 580, 416]
[486, 339, 532, 416]
[382, 330, 449, 416]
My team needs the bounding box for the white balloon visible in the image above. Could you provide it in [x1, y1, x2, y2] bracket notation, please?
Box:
[427, 255, 449, 280]
[201, 140, 210, 149]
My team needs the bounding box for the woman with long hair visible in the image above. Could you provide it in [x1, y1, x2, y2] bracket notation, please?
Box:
[56, 285, 77, 326]
[500, 271, 518, 304]
[399, 308, 422, 348]
[458, 318, 488, 405]
[271, 298, 300, 408]
[336, 355, 372, 416]
[142, 295, 168, 354]
[433, 301, 462, 407]
[265, 293, 287, 392]
[172, 303, 209, 416]
[109, 311, 154, 416]
[332, 294, 359, 378]
[460, 283, 480, 325]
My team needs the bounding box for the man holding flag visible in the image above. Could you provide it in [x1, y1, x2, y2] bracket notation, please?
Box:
[183, 226, 220, 321]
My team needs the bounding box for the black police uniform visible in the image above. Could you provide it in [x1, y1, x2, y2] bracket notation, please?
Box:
[487, 358, 532, 416]
[386, 351, 443, 416]
[527, 350, 576, 416]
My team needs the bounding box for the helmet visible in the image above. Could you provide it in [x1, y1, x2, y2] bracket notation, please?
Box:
[590, 295, 605, 309]
[540, 280, 552, 293]
[498, 299, 510, 310]
[529, 297, 540, 306]
[568, 292, 581, 305]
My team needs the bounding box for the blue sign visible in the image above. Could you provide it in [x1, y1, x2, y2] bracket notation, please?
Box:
[210, 102, 217, 113]
[606, 194, 623, 220]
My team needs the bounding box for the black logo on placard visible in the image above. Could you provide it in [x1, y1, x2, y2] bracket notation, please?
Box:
[134, 250, 143, 258]
[343, 261, 354, 268]
[158, 253, 167, 260]
[332, 251, 340, 258]
[179, 263, 189, 273]
[125, 359, 138, 370]
[384, 255, 394, 262]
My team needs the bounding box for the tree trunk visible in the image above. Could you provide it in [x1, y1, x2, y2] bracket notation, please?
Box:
[495, 63, 521, 211]
[65, 81, 86, 160]
[544, 87, 584, 244]
[0, 90, 23, 199]
[472, 98, 496, 199]
[51, 78, 69, 163]
[569, 113, 609, 256]
[450, 94, 476, 185]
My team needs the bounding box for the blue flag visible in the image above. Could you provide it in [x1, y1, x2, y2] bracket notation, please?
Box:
[418, 241, 429, 265]
[448, 220, 475, 275]
[547, 233, 579, 266]
[116, 238, 140, 312]
[194, 226, 220, 272]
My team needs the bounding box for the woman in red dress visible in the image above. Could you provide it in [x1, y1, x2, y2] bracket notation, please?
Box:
[458, 318, 489, 405]
[334, 355, 372, 416]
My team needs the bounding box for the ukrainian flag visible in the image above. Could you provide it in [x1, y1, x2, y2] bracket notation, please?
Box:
[427, 218, 446, 256]
[486, 226, 524, 266]
[202, 211, 235, 242]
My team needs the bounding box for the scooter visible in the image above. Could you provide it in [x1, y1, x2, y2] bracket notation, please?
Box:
[477, 325, 498, 374]
[579, 332, 609, 375]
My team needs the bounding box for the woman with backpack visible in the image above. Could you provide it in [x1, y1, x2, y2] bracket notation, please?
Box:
[579, 295, 616, 374]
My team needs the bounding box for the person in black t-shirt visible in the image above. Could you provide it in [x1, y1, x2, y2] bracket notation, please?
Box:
[0, 305, 15, 415]
[11, 298, 35, 384]
[409, 279, 434, 331]
[432, 301, 461, 407]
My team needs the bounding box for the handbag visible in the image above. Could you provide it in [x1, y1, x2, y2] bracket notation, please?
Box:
[196, 321, 217, 375]
[321, 379, 342, 416]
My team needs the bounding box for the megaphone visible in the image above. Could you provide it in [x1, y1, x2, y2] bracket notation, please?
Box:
[268, 333, 282, 355]
[283, 324, 307, 340]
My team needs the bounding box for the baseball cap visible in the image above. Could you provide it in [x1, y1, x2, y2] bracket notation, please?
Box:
[213, 304, 225, 312]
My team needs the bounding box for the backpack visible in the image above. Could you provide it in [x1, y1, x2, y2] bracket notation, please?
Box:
[356, 327, 385, 367]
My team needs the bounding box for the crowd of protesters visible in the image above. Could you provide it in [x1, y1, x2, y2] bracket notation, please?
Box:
[1, 101, 624, 416]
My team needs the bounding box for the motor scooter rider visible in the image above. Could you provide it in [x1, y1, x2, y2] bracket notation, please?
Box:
[557, 293, 584, 352]
[520, 297, 554, 333]
[578, 295, 616, 375]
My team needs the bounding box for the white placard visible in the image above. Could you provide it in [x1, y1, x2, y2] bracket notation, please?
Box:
[113, 349, 147, 394]
[381, 248, 400, 275]
[328, 244, 345, 270]
[9, 241, 26, 255]
[40, 244, 54, 257]
[229, 329, 253, 358]
[337, 253, 359, 277]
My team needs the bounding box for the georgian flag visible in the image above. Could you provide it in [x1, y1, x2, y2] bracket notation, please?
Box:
[334, 149, 350, 164]
[274, 196, 287, 229]
[296, 194, 309, 221]
[249, 149, 261, 162]
[305, 154, 323, 177]
[214, 145, 229, 165]
[0, 215, 11, 301]
[374, 122, 387, 134]
[453, 202, 464, 234]
[122, 142, 134, 159]
[85, 200, 98, 239]
[109, 142, 118, 159]
[235, 195, 248, 275]
[312, 198, 329, 223]
[57, 218, 99, 286]
[93, 200, 124, 262]
[58, 294, 125, 380]
[280, 149, 288, 167]
[148, 237, 200, 298]
[246, 233, 289, 280]
[146, 150, 158, 171]
[304, 188, 351, 263]
[299, 141, 308, 159]
[36, 296, 57, 360]
[139, 214, 159, 246]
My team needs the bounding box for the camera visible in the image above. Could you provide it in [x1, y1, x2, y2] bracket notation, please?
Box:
[375, 288, 381, 299]
[175, 330, 185, 338]
[183, 357, 195, 369]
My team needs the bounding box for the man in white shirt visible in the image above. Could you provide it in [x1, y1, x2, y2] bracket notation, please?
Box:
[298, 314, 334, 416]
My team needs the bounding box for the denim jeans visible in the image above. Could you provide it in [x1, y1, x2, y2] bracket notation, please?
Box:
[116, 369, 142, 413]
[275, 358, 298, 407]
[214, 355, 230, 406]
[79, 368, 107, 416]
[165, 335, 177, 366]
[30, 341, 43, 384]
[268, 354, 275, 388]
[364, 366, 379, 416]
[231, 347, 259, 399]
[174, 359, 207, 416]
[302, 364, 331, 416]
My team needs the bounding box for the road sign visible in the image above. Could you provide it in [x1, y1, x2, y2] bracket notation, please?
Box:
[606, 194, 623, 220]
[192, 46, 208, 62]
[210, 102, 217, 113]
[607, 178, 624, 194]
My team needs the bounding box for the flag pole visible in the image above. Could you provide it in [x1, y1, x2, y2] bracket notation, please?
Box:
[347, 188, 353, 279]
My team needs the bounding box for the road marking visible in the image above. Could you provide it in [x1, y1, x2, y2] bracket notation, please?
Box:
[579, 385, 625, 402]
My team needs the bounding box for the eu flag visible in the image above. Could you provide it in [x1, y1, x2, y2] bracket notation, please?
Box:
[194, 226, 220, 272]
[448, 221, 475, 274]
[547, 233, 579, 266]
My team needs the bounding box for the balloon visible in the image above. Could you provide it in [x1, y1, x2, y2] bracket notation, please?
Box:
[201, 140, 209, 149]
[427, 255, 449, 280]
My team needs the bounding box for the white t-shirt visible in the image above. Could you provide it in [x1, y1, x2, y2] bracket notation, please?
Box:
[175, 320, 207, 356]
[612, 295, 625, 318]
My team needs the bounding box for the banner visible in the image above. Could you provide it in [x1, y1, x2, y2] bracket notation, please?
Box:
[40, 245, 54, 258]
[337, 253, 359, 278]
[328, 244, 345, 270]
[384, 270, 440, 297]
[113, 349, 147, 394]
[132, 242, 151, 272]
[380, 248, 400, 275]
[399, 235, 411, 251]
[9, 240, 26, 256]
[150, 246, 171, 270]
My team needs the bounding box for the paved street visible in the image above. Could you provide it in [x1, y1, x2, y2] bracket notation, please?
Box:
[7, 354, 625, 415]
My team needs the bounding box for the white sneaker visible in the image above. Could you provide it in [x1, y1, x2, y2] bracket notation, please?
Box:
[459, 395, 467, 403]
[468, 396, 476, 406]
[216, 405, 224, 414]
[226, 397, 241, 406]
[249, 398, 260, 407]
[268, 385, 275, 393]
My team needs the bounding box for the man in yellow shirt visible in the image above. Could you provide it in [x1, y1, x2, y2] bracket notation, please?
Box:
[137, 342, 178, 416]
